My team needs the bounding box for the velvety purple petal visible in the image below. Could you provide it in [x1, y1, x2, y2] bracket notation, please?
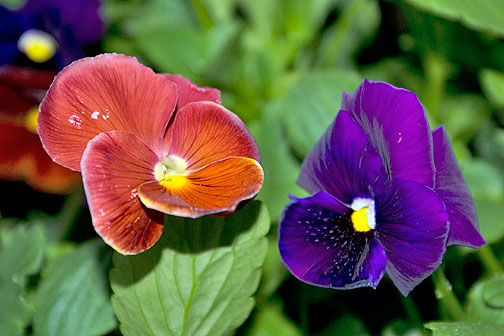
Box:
[342, 80, 435, 188]
[298, 109, 383, 205]
[21, 0, 104, 44]
[432, 127, 485, 248]
[375, 179, 449, 296]
[279, 191, 387, 290]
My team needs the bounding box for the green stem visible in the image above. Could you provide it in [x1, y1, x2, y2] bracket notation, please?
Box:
[57, 187, 84, 240]
[433, 269, 465, 320]
[190, 0, 213, 31]
[478, 245, 504, 275]
[401, 295, 422, 328]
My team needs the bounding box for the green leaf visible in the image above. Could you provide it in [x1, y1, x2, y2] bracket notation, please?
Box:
[257, 236, 288, 298]
[33, 240, 116, 336]
[281, 69, 362, 157]
[425, 321, 504, 336]
[439, 95, 489, 142]
[316, 0, 380, 68]
[462, 159, 504, 244]
[135, 23, 237, 80]
[482, 277, 504, 308]
[248, 303, 302, 336]
[466, 275, 504, 325]
[480, 69, 504, 108]
[403, 0, 504, 37]
[251, 101, 307, 222]
[0, 223, 46, 336]
[111, 201, 270, 336]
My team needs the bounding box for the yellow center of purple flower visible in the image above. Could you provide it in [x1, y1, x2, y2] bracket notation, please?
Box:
[350, 198, 376, 232]
[18, 29, 57, 63]
[25, 106, 39, 133]
[154, 155, 188, 189]
[351, 207, 372, 232]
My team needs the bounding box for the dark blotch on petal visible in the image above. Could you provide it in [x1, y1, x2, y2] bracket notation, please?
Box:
[279, 191, 387, 290]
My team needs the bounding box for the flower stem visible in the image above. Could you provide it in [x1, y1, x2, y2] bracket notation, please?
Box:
[478, 245, 503, 275]
[433, 268, 465, 320]
[400, 295, 422, 329]
[57, 187, 84, 240]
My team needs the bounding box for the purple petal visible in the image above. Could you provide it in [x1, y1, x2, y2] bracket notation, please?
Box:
[375, 179, 449, 296]
[279, 191, 387, 290]
[432, 127, 485, 248]
[21, 0, 104, 44]
[298, 109, 383, 205]
[342, 80, 435, 188]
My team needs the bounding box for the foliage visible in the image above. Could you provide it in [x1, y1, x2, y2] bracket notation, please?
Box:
[2, 0, 504, 335]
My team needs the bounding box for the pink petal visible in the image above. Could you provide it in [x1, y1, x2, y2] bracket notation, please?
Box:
[81, 131, 164, 255]
[38, 53, 177, 171]
[164, 74, 221, 109]
[164, 101, 260, 170]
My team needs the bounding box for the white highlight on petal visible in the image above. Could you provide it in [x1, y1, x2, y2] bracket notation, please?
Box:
[351, 197, 376, 229]
[91, 111, 100, 119]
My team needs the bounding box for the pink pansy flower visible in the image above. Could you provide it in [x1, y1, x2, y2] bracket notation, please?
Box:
[38, 53, 264, 254]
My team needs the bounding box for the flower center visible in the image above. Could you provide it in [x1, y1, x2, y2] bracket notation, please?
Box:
[154, 155, 188, 189]
[350, 198, 376, 232]
[18, 29, 57, 63]
[25, 106, 39, 133]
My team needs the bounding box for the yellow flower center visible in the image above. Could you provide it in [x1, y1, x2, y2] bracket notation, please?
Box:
[351, 207, 372, 232]
[18, 30, 57, 63]
[25, 106, 39, 133]
[154, 155, 188, 189]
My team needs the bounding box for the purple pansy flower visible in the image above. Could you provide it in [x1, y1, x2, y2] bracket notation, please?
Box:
[278, 80, 485, 296]
[0, 0, 103, 67]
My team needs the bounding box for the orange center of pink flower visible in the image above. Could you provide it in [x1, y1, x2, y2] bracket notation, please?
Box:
[154, 155, 188, 189]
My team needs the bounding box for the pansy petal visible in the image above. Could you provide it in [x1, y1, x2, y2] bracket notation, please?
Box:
[38, 53, 177, 171]
[164, 74, 221, 109]
[21, 0, 104, 44]
[81, 131, 164, 255]
[0, 123, 80, 193]
[165, 101, 260, 170]
[138, 157, 264, 218]
[342, 80, 435, 188]
[279, 191, 387, 289]
[375, 179, 449, 296]
[432, 127, 485, 248]
[298, 109, 383, 205]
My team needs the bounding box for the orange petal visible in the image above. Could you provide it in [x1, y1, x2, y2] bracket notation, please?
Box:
[164, 101, 260, 170]
[38, 54, 177, 171]
[138, 157, 264, 218]
[0, 123, 80, 194]
[164, 74, 221, 109]
[81, 131, 164, 254]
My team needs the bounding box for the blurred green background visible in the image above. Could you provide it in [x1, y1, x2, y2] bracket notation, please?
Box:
[2, 0, 504, 335]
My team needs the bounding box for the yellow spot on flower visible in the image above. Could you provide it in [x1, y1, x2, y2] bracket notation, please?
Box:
[25, 106, 39, 133]
[18, 30, 57, 63]
[155, 155, 188, 189]
[351, 207, 372, 232]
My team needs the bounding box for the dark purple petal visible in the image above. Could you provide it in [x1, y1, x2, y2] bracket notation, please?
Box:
[342, 80, 435, 188]
[375, 179, 449, 296]
[298, 109, 383, 205]
[21, 0, 104, 44]
[432, 127, 485, 248]
[279, 191, 387, 290]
